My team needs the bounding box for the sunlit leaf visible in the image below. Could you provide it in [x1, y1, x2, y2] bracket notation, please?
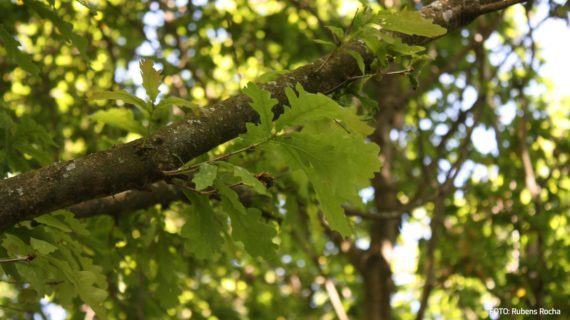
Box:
[271, 121, 380, 236]
[155, 96, 195, 111]
[241, 82, 277, 144]
[276, 83, 374, 136]
[140, 59, 162, 103]
[192, 163, 218, 191]
[89, 90, 148, 113]
[377, 11, 447, 37]
[326, 25, 345, 43]
[90, 108, 146, 135]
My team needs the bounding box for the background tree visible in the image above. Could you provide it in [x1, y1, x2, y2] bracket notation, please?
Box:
[0, 0, 568, 319]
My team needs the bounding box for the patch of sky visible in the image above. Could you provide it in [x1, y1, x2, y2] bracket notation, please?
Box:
[41, 299, 66, 320]
[355, 238, 370, 250]
[462, 85, 478, 110]
[136, 41, 156, 56]
[419, 118, 432, 130]
[166, 49, 180, 65]
[498, 100, 517, 125]
[358, 187, 374, 204]
[143, 10, 165, 27]
[471, 124, 498, 155]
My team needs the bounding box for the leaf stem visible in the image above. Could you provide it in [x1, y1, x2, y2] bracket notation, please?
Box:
[163, 136, 274, 176]
[324, 67, 413, 94]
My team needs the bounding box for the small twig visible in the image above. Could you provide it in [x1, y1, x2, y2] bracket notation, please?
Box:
[0, 279, 63, 285]
[324, 278, 350, 320]
[0, 255, 35, 264]
[344, 207, 403, 220]
[345, 8, 359, 37]
[479, 0, 528, 15]
[324, 67, 413, 95]
[315, 8, 362, 74]
[163, 136, 273, 176]
[291, 231, 351, 320]
[315, 51, 335, 73]
[182, 182, 245, 196]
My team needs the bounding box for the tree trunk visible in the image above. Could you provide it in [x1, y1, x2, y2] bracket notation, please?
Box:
[363, 220, 399, 320]
[361, 73, 405, 320]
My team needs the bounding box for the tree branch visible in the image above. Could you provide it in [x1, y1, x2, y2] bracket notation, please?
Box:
[0, 0, 527, 231]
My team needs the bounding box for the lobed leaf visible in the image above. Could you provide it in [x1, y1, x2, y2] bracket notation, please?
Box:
[277, 83, 374, 136]
[217, 183, 277, 259]
[241, 82, 278, 144]
[181, 191, 224, 260]
[272, 122, 380, 236]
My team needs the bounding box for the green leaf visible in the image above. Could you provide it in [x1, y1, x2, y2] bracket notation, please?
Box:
[244, 83, 276, 135]
[48, 258, 108, 315]
[326, 25, 345, 43]
[2, 234, 32, 255]
[347, 49, 366, 74]
[0, 26, 40, 76]
[242, 83, 277, 144]
[155, 96, 195, 111]
[81, 286, 108, 306]
[313, 39, 336, 49]
[276, 83, 374, 136]
[352, 7, 378, 32]
[217, 183, 277, 259]
[90, 108, 146, 135]
[55, 210, 90, 236]
[140, 59, 162, 103]
[378, 32, 425, 56]
[89, 90, 148, 113]
[0, 110, 15, 130]
[232, 165, 269, 195]
[34, 214, 72, 232]
[192, 163, 218, 191]
[359, 26, 388, 64]
[272, 122, 380, 236]
[19, 288, 38, 304]
[181, 191, 224, 260]
[256, 70, 286, 83]
[30, 238, 58, 255]
[377, 11, 447, 37]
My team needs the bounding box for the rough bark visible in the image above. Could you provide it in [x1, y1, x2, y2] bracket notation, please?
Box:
[67, 182, 183, 219]
[67, 182, 258, 219]
[0, 0, 526, 230]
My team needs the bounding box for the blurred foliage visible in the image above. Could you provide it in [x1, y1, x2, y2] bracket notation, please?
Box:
[0, 0, 568, 319]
